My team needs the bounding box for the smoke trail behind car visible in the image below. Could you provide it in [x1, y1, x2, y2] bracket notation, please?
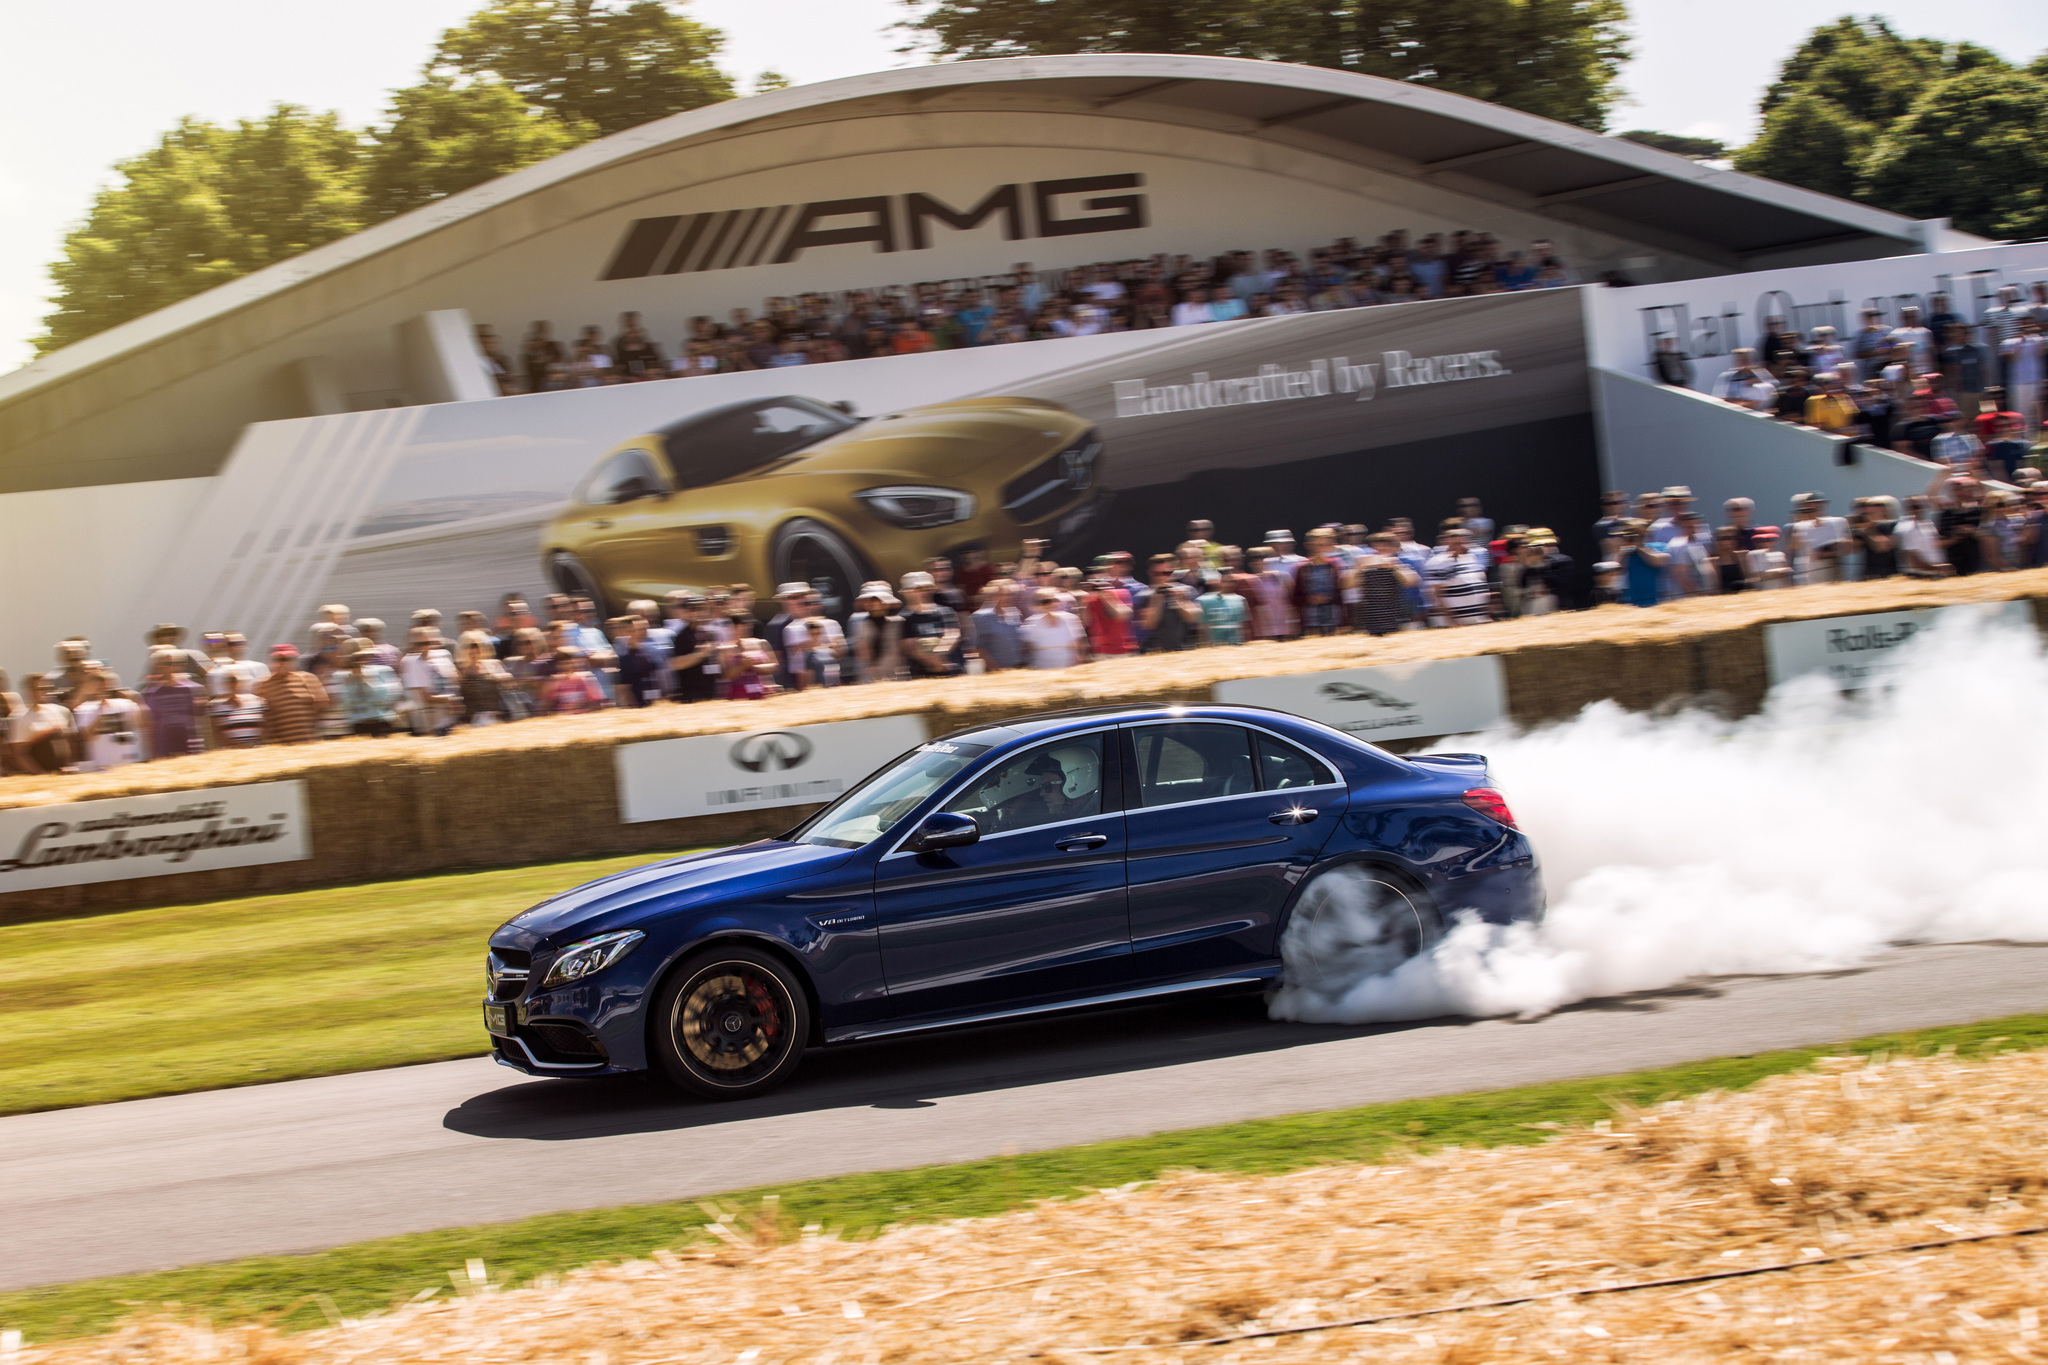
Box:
[1270, 614, 2048, 1025]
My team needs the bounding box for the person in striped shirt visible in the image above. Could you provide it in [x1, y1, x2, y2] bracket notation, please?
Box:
[1424, 527, 1495, 627]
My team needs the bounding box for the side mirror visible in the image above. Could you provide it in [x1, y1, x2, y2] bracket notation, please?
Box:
[909, 811, 979, 853]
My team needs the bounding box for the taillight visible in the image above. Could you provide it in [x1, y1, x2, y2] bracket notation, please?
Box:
[1461, 787, 1517, 828]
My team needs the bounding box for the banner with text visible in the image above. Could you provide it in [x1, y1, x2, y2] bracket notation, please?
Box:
[1764, 600, 2036, 690]
[1212, 655, 1508, 742]
[617, 715, 930, 824]
[0, 781, 310, 893]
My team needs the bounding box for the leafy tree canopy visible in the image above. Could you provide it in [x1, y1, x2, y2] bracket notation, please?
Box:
[1616, 129, 1727, 159]
[1736, 14, 2048, 241]
[432, 0, 733, 136]
[363, 76, 596, 221]
[38, 108, 364, 355]
[899, 0, 1633, 131]
[1859, 69, 2048, 242]
[37, 1, 732, 355]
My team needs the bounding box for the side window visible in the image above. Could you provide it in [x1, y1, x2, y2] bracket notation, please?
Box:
[579, 449, 664, 506]
[1132, 724, 1256, 808]
[1254, 733, 1336, 790]
[943, 735, 1104, 835]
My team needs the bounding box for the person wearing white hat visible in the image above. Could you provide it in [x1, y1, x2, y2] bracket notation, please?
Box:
[849, 584, 907, 683]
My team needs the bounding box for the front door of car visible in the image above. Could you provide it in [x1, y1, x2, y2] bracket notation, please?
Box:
[575, 447, 676, 596]
[873, 731, 1128, 1021]
[1122, 721, 1346, 981]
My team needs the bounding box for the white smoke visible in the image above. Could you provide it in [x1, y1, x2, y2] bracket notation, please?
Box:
[1269, 613, 2048, 1025]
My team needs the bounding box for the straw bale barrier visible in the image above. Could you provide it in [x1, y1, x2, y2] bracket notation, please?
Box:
[4, 569, 2046, 924]
[31, 1047, 2048, 1362]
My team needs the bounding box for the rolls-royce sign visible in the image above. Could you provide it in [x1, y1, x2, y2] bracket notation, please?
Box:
[601, 174, 1149, 280]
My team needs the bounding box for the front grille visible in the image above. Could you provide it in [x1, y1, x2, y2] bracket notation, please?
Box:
[1002, 430, 1100, 525]
[487, 949, 531, 1001]
[525, 1022, 607, 1062]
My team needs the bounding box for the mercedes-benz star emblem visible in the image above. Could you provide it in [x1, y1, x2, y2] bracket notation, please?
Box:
[1061, 440, 1099, 491]
[729, 730, 815, 773]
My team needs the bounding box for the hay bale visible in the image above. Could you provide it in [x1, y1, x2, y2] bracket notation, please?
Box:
[5, 568, 2045, 922]
[30, 1047, 2048, 1363]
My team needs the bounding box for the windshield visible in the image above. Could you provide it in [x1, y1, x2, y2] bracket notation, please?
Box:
[662, 397, 857, 489]
[788, 740, 993, 848]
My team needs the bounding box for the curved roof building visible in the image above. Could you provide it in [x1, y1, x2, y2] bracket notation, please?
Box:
[0, 53, 1962, 498]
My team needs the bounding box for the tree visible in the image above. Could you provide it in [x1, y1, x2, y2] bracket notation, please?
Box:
[1731, 15, 2048, 234]
[1860, 70, 2048, 241]
[364, 77, 596, 220]
[1616, 129, 1726, 160]
[432, 0, 734, 137]
[1733, 92, 1872, 201]
[36, 108, 364, 355]
[1758, 15, 2006, 128]
[898, 0, 1632, 130]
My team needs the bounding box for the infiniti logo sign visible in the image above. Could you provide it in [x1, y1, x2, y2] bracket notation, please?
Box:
[729, 731, 815, 773]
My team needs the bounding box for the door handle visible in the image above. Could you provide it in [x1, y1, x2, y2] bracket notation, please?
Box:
[1055, 833, 1109, 851]
[1267, 807, 1319, 825]
[591, 519, 613, 530]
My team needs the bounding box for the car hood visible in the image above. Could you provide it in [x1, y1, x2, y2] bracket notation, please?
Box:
[494, 841, 854, 946]
[760, 402, 1077, 484]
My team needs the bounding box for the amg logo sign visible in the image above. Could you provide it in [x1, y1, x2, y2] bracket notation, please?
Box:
[601, 174, 1149, 281]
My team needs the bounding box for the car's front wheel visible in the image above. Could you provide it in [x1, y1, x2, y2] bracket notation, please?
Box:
[652, 946, 812, 1099]
[770, 518, 869, 620]
[1279, 864, 1441, 994]
[546, 550, 612, 619]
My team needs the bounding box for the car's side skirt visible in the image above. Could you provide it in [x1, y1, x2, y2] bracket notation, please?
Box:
[823, 970, 1280, 1044]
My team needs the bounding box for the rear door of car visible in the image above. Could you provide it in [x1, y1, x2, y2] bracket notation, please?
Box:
[1121, 720, 1346, 982]
[871, 729, 1130, 1021]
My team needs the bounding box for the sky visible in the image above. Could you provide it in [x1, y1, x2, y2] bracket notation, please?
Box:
[2, 1, 2047, 371]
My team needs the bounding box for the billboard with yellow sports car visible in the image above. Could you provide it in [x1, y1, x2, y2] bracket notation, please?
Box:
[545, 394, 1104, 616]
[121, 289, 1594, 650]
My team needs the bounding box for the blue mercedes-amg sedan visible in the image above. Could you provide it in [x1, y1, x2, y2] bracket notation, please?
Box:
[483, 704, 1541, 1098]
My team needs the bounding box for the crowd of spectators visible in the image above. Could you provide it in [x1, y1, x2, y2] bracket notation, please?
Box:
[10, 450, 2046, 776]
[473, 231, 1587, 392]
[1653, 282, 2048, 459]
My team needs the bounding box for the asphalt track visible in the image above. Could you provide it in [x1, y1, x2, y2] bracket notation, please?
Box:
[6, 941, 2046, 1294]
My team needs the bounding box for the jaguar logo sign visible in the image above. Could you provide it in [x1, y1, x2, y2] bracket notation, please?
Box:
[601, 174, 1149, 280]
[1215, 659, 1506, 741]
[1318, 681, 1419, 712]
[729, 731, 815, 773]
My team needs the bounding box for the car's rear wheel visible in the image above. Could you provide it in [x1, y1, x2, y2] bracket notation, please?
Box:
[652, 946, 811, 1100]
[1279, 864, 1440, 993]
[770, 519, 869, 620]
[546, 550, 613, 619]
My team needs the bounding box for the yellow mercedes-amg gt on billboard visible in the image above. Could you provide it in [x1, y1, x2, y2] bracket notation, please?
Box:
[542, 394, 1105, 614]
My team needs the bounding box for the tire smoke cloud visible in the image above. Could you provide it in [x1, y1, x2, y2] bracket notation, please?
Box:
[1270, 614, 2048, 1025]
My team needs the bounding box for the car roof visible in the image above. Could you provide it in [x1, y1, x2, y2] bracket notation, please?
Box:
[648, 394, 843, 446]
[935, 703, 1358, 747]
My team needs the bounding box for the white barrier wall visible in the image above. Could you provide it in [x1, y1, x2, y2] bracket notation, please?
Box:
[0, 476, 216, 684]
[1584, 240, 2048, 387]
[1591, 369, 1939, 528]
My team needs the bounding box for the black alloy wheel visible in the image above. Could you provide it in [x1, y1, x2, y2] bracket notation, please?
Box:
[770, 518, 869, 620]
[547, 550, 613, 619]
[1279, 864, 1442, 994]
[653, 945, 812, 1099]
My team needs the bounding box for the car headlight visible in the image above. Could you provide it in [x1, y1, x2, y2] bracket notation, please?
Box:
[541, 930, 645, 988]
[854, 485, 978, 530]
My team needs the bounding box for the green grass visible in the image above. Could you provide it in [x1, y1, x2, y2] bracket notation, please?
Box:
[0, 850, 698, 1116]
[7, 1011, 2046, 1345]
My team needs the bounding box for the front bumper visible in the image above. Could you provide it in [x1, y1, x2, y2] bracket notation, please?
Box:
[482, 973, 653, 1077]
